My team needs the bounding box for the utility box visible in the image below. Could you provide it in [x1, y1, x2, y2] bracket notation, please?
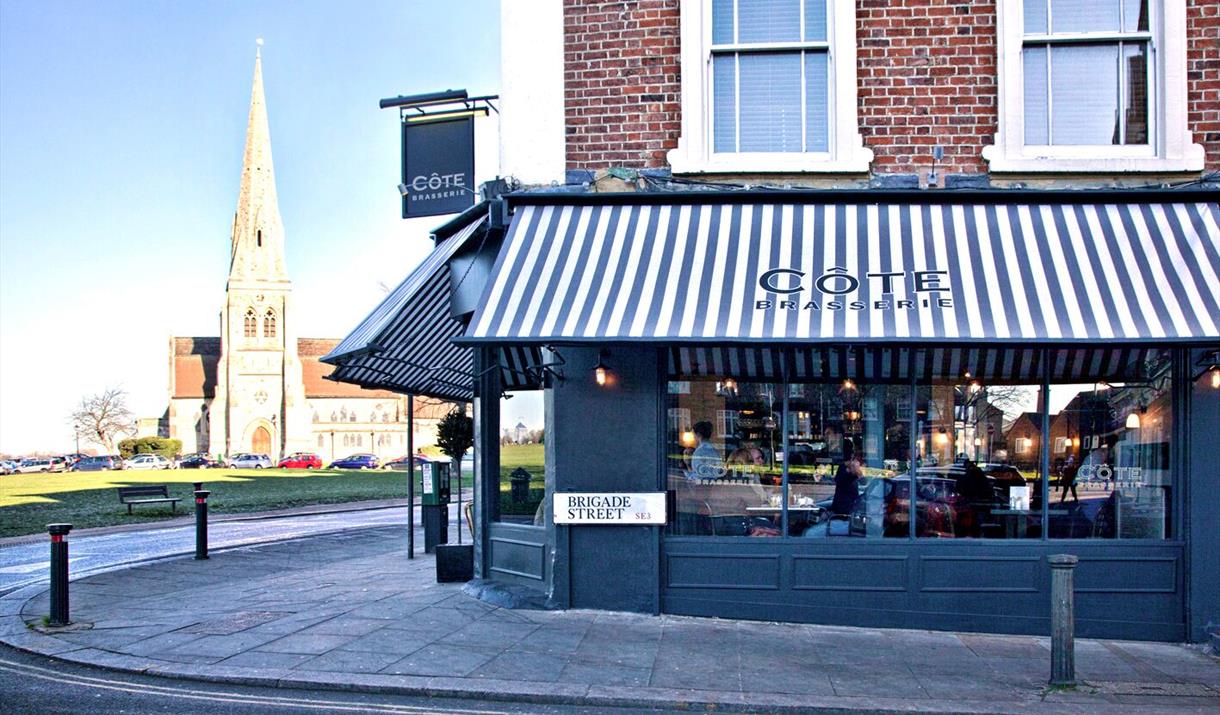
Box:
[421, 460, 451, 506]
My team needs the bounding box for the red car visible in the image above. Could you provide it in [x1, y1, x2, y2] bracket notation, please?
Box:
[278, 452, 323, 469]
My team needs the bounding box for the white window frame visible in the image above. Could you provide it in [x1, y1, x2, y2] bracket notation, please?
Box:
[984, 0, 1203, 173]
[667, 0, 872, 174]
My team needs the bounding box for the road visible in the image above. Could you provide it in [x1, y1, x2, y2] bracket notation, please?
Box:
[0, 502, 470, 596]
[0, 644, 678, 714]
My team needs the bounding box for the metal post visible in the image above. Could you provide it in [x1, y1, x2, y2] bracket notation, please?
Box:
[407, 394, 415, 559]
[1049, 554, 1078, 686]
[193, 481, 203, 493]
[194, 490, 210, 560]
[47, 524, 72, 626]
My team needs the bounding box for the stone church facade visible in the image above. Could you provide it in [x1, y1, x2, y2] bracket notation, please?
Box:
[162, 51, 450, 461]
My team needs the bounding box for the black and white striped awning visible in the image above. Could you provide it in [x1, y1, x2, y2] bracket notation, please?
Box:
[466, 197, 1219, 343]
[667, 346, 1164, 383]
[323, 215, 542, 401]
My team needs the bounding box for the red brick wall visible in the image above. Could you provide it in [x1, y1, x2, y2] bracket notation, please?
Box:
[564, 0, 681, 169]
[563, 0, 1216, 175]
[1188, 0, 1220, 167]
[856, 0, 996, 176]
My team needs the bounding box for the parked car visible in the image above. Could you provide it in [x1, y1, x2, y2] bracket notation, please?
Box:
[15, 458, 54, 473]
[383, 454, 431, 471]
[328, 453, 380, 470]
[278, 452, 322, 469]
[0, 460, 17, 475]
[47, 456, 70, 472]
[228, 453, 273, 469]
[179, 454, 224, 469]
[124, 454, 173, 470]
[72, 455, 123, 472]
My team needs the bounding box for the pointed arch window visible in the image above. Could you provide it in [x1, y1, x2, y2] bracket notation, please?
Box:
[263, 308, 277, 338]
[243, 308, 258, 338]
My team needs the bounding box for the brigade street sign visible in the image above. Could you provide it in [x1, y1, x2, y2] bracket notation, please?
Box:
[553, 493, 667, 525]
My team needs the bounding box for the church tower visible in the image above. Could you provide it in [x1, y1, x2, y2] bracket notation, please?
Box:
[209, 45, 311, 459]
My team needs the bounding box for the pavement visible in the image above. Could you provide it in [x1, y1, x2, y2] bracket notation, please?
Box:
[1, 527, 1217, 714]
[0, 501, 434, 595]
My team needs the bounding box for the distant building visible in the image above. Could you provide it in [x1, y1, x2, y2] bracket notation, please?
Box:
[514, 421, 528, 444]
[160, 50, 452, 460]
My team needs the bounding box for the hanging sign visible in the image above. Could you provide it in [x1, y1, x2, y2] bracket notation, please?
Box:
[402, 116, 474, 218]
[553, 493, 667, 525]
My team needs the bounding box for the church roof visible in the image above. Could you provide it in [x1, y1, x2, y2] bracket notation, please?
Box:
[170, 336, 405, 400]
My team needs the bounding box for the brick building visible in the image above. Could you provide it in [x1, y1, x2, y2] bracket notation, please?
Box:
[332, 0, 1219, 642]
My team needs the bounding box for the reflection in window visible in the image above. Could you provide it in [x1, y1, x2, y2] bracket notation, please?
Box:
[786, 382, 909, 539]
[668, 380, 783, 537]
[917, 377, 1044, 539]
[496, 389, 547, 526]
[1021, 0, 1150, 145]
[1047, 349, 1172, 539]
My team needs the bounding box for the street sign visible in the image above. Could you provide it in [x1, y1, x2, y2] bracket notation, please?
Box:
[553, 493, 667, 525]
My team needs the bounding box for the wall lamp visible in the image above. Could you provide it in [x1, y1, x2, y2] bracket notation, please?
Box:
[1125, 404, 1146, 430]
[593, 350, 611, 387]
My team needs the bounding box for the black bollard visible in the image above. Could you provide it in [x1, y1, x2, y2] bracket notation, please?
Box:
[194, 490, 210, 560]
[47, 523, 72, 626]
[193, 481, 203, 493]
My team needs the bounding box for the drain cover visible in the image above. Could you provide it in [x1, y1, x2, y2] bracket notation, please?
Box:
[1086, 681, 1217, 697]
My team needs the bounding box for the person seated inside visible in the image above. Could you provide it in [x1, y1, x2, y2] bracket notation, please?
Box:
[727, 439, 765, 481]
[688, 421, 725, 481]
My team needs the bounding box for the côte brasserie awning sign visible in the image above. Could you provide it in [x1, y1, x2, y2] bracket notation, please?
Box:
[553, 493, 667, 525]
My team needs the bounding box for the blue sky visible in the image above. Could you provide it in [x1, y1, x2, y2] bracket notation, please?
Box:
[0, 1, 501, 454]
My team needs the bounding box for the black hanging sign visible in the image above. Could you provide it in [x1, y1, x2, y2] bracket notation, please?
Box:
[401, 116, 474, 218]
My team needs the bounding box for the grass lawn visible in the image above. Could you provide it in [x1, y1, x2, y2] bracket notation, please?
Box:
[0, 466, 470, 539]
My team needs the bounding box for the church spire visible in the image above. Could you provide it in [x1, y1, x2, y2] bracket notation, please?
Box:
[229, 40, 288, 285]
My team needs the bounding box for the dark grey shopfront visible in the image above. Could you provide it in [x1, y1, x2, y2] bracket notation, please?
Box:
[328, 191, 1220, 643]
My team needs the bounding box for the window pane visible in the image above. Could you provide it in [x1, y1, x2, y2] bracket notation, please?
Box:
[713, 54, 737, 153]
[1050, 0, 1121, 33]
[1122, 0, 1149, 32]
[667, 379, 783, 537]
[1050, 44, 1119, 145]
[1023, 47, 1049, 145]
[804, 0, 827, 41]
[804, 51, 829, 152]
[1047, 350, 1171, 539]
[737, 0, 801, 43]
[1023, 0, 1048, 35]
[786, 381, 909, 539]
[712, 0, 734, 45]
[738, 52, 802, 152]
[497, 390, 546, 525]
[917, 376, 1045, 539]
[1122, 42, 1149, 144]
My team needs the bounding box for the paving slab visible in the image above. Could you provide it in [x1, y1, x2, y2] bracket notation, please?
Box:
[1, 524, 1216, 714]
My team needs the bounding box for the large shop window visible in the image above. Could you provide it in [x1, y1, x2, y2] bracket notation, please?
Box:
[665, 347, 1174, 541]
[985, 0, 1203, 172]
[668, 0, 872, 173]
[495, 387, 547, 526]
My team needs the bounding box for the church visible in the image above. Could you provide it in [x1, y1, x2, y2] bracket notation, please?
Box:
[161, 50, 449, 462]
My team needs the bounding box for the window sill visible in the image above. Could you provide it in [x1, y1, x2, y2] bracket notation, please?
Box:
[982, 143, 1206, 174]
[667, 145, 874, 176]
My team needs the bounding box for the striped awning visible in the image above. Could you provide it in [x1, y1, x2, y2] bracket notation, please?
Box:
[466, 198, 1219, 343]
[323, 216, 542, 401]
[668, 346, 1163, 383]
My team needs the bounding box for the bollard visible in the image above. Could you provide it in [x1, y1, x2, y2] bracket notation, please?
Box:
[1048, 554, 1078, 687]
[47, 523, 73, 626]
[193, 481, 203, 493]
[194, 490, 210, 560]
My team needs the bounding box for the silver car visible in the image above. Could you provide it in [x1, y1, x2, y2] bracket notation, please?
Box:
[228, 453, 272, 469]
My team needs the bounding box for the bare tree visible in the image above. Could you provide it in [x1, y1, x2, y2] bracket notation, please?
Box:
[70, 388, 135, 454]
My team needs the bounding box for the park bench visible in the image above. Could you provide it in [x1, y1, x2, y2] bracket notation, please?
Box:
[116, 485, 182, 515]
